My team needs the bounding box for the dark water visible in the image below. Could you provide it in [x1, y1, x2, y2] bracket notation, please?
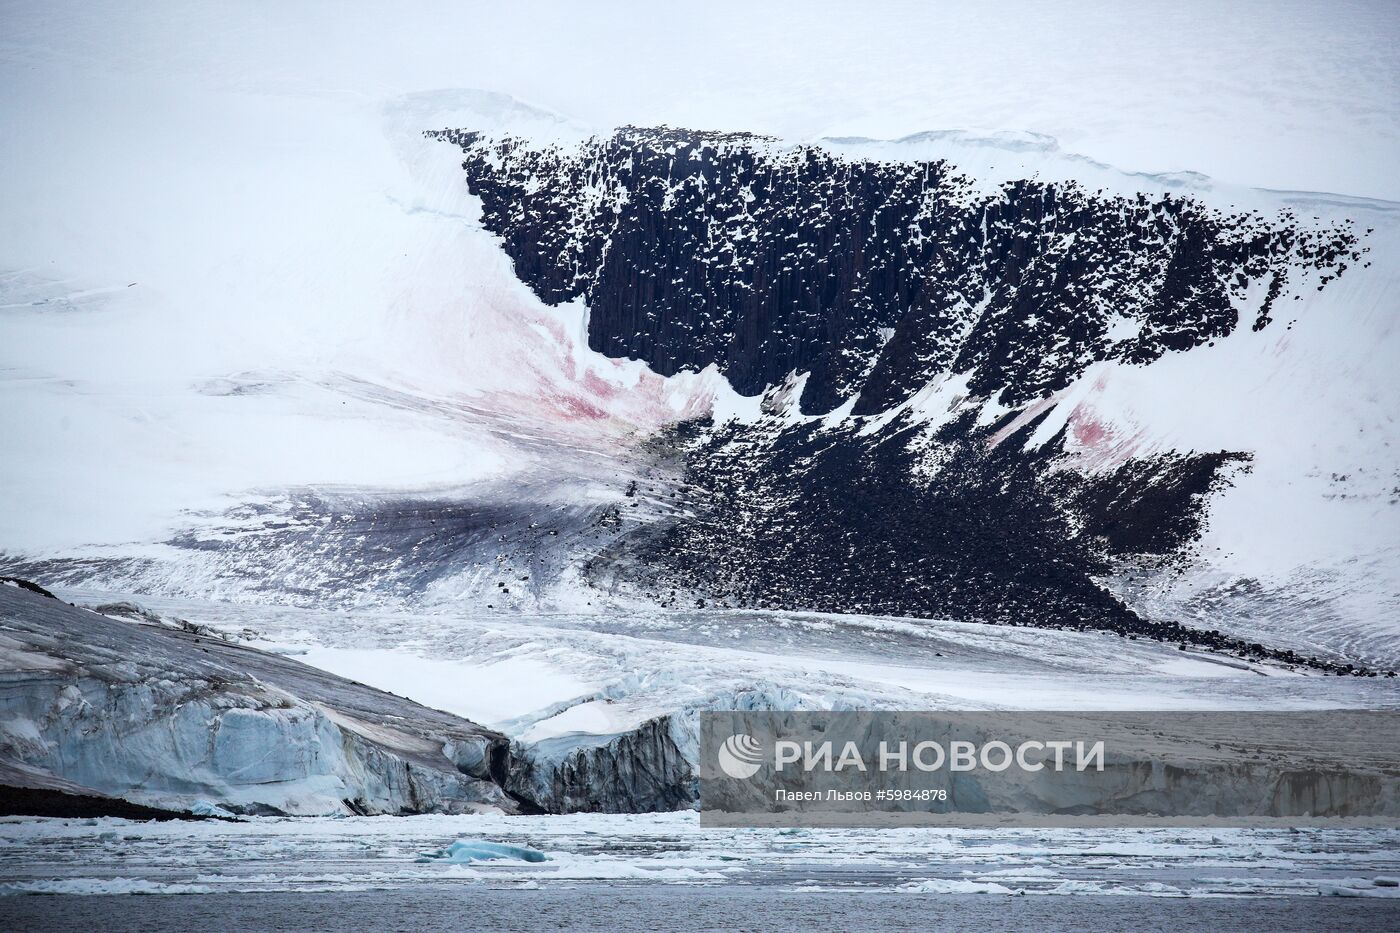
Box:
[4, 888, 1398, 932]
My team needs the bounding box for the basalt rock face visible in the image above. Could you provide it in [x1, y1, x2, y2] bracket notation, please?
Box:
[430, 126, 1362, 415]
[431, 127, 1371, 666]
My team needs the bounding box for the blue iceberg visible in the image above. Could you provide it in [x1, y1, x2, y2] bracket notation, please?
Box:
[435, 839, 549, 864]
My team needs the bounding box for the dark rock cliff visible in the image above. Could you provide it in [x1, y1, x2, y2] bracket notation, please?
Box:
[431, 126, 1373, 670]
[430, 126, 1362, 414]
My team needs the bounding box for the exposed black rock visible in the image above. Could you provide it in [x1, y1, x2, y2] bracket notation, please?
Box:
[0, 785, 211, 821]
[591, 411, 1371, 672]
[428, 125, 1376, 672]
[0, 576, 57, 600]
[430, 126, 1362, 414]
[1049, 450, 1249, 558]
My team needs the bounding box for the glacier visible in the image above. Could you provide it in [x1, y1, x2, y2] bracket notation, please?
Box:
[0, 583, 519, 816]
[7, 582, 1389, 819]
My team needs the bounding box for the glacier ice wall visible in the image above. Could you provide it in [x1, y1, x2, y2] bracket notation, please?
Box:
[0, 583, 520, 816]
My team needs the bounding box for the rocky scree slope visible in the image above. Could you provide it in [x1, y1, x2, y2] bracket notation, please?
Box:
[430, 127, 1374, 670]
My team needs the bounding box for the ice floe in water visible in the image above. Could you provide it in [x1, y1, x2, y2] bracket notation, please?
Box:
[0, 877, 216, 896]
[898, 878, 1021, 895]
[429, 840, 549, 864]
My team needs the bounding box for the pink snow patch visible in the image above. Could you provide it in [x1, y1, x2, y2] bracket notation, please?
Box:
[1072, 416, 1111, 448]
[582, 369, 621, 400]
[552, 392, 609, 422]
[1064, 407, 1151, 471]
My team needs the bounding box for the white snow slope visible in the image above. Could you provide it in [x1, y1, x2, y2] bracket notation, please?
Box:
[1, 1, 1398, 665]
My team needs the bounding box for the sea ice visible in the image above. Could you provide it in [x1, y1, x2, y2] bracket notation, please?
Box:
[899, 878, 1021, 895]
[434, 840, 549, 864]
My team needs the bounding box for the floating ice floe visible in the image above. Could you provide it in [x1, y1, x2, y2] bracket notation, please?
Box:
[429, 839, 549, 864]
[899, 878, 1022, 895]
[0, 877, 215, 896]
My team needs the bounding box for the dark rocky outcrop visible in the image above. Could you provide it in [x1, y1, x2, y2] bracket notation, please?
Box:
[430, 126, 1362, 414]
[427, 126, 1377, 671]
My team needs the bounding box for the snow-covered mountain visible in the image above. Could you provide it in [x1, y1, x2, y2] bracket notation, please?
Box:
[9, 105, 1394, 668]
[2, 1, 1399, 818]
